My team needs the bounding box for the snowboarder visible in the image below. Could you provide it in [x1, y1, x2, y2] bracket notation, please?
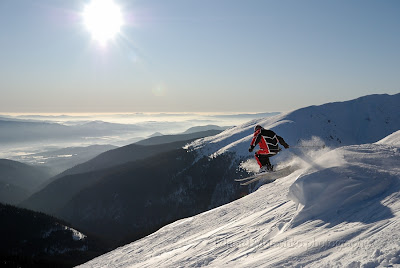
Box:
[248, 125, 289, 172]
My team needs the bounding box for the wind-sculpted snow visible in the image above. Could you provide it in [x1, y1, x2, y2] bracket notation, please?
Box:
[377, 130, 400, 146]
[78, 131, 400, 267]
[289, 144, 400, 227]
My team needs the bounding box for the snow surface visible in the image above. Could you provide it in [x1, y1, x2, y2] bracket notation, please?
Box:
[78, 130, 400, 267]
[185, 94, 400, 162]
[377, 130, 400, 147]
[42, 223, 87, 241]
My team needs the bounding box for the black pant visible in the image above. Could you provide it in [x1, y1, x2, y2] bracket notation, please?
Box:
[255, 153, 274, 168]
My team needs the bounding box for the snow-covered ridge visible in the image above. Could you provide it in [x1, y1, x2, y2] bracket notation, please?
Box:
[187, 93, 400, 160]
[78, 130, 400, 267]
[377, 130, 400, 146]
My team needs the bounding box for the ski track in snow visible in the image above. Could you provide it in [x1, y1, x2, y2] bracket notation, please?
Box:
[78, 132, 400, 267]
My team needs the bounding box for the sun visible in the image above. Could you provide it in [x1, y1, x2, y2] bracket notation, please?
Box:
[82, 0, 123, 46]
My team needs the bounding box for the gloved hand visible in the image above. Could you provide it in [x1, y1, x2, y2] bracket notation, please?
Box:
[248, 145, 255, 152]
[283, 143, 289, 149]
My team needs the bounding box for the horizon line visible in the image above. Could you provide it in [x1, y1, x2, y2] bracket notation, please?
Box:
[0, 111, 282, 117]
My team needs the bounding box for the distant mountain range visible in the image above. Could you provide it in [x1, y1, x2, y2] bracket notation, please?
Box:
[35, 129, 224, 188]
[207, 112, 280, 119]
[0, 159, 52, 205]
[20, 94, 400, 249]
[11, 144, 118, 176]
[0, 119, 141, 144]
[0, 113, 273, 145]
[135, 129, 223, 146]
[181, 125, 230, 134]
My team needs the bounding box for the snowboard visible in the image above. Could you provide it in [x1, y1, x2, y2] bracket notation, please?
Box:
[235, 166, 294, 186]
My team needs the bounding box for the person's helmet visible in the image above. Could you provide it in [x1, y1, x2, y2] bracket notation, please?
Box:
[254, 125, 262, 131]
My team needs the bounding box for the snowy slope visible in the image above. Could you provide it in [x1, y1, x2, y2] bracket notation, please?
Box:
[377, 130, 400, 146]
[187, 93, 400, 161]
[78, 130, 400, 267]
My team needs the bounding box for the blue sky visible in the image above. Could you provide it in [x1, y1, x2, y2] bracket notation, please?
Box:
[0, 0, 399, 113]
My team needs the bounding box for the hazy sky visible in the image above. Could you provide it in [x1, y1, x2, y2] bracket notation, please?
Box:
[1, 0, 399, 113]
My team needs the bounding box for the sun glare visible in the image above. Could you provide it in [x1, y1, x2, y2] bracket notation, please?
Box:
[82, 0, 123, 46]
